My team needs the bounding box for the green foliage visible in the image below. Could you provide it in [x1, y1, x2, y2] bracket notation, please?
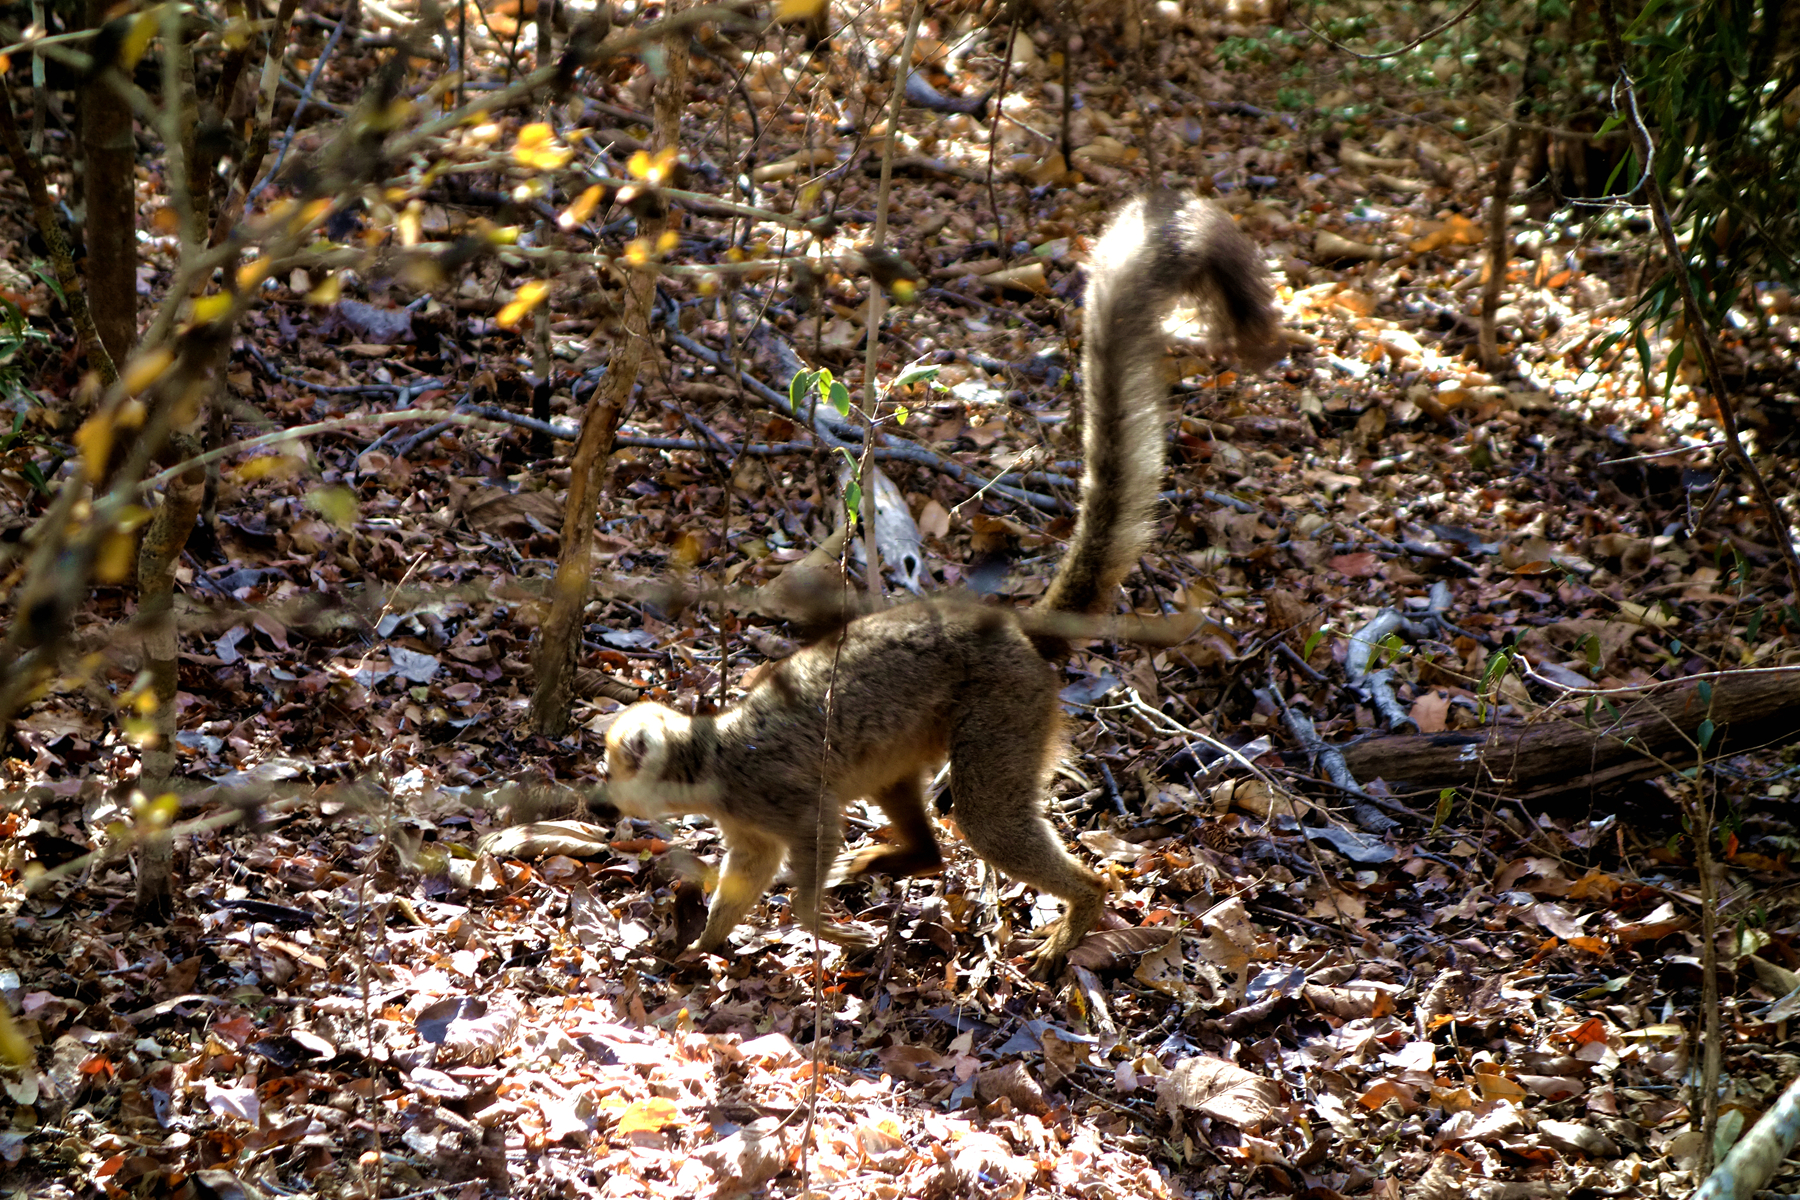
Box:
[1478, 643, 1518, 720]
[0, 297, 51, 411]
[1430, 787, 1456, 834]
[1617, 0, 1800, 330]
[0, 412, 52, 495]
[835, 445, 863, 521]
[1275, 85, 1314, 112]
[1216, 31, 1292, 69]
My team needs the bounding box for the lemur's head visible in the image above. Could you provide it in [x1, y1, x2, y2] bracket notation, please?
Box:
[602, 701, 689, 815]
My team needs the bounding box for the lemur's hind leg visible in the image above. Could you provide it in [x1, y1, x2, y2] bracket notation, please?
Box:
[947, 695, 1104, 974]
[834, 773, 944, 884]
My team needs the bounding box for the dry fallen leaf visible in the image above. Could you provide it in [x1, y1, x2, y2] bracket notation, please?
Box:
[1157, 1055, 1284, 1130]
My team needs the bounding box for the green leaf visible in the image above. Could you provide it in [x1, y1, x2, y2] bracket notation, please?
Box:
[789, 368, 816, 409]
[1302, 626, 1326, 660]
[1698, 679, 1712, 706]
[1481, 644, 1515, 691]
[1380, 632, 1407, 667]
[1430, 788, 1454, 835]
[843, 478, 862, 518]
[893, 404, 909, 425]
[827, 380, 851, 416]
[892, 363, 941, 388]
[1697, 718, 1715, 753]
[306, 485, 360, 530]
[27, 261, 66, 305]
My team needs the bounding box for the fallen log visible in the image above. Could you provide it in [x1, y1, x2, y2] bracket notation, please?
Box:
[1333, 667, 1800, 800]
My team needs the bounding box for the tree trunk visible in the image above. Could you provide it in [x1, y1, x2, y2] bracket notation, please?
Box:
[529, 3, 688, 737]
[133, 454, 205, 922]
[1478, 5, 1543, 372]
[81, 0, 138, 366]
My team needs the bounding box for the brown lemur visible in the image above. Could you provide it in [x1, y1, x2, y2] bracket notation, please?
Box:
[602, 192, 1281, 969]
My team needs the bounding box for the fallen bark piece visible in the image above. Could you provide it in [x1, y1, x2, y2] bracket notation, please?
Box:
[1335, 669, 1800, 799]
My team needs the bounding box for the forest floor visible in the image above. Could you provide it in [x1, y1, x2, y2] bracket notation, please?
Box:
[6, 2, 1800, 1199]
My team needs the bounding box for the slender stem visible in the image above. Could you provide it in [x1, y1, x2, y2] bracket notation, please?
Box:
[855, 0, 926, 600]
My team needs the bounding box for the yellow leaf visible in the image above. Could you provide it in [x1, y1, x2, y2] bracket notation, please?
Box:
[517, 145, 572, 171]
[397, 200, 423, 247]
[236, 258, 273, 291]
[305, 274, 343, 305]
[135, 792, 179, 826]
[0, 1006, 31, 1067]
[293, 198, 334, 233]
[774, 0, 827, 17]
[558, 184, 603, 229]
[121, 347, 175, 395]
[375, 96, 414, 130]
[191, 292, 233, 324]
[121, 9, 161, 70]
[614, 1098, 681, 1135]
[233, 454, 300, 482]
[627, 149, 652, 179]
[74, 413, 114, 481]
[513, 122, 571, 170]
[656, 229, 679, 253]
[95, 529, 136, 583]
[496, 280, 549, 328]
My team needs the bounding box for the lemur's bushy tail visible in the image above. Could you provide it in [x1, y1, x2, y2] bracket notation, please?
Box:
[1038, 194, 1281, 618]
